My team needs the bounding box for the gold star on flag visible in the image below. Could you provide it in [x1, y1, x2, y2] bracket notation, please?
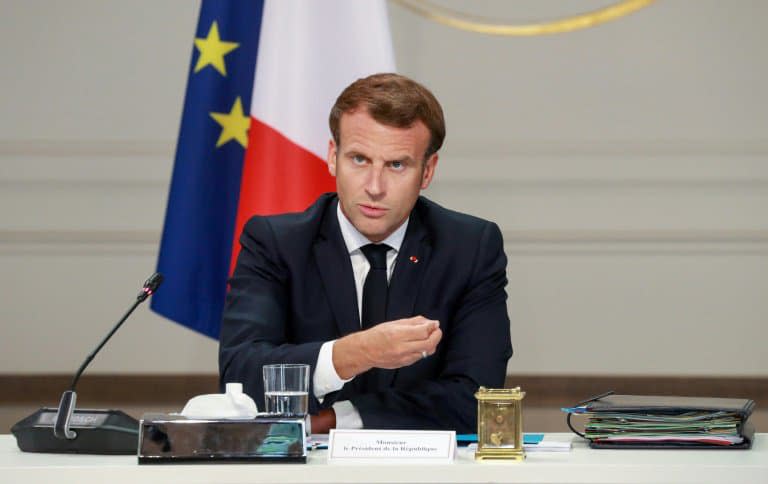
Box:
[210, 97, 251, 148]
[194, 21, 239, 76]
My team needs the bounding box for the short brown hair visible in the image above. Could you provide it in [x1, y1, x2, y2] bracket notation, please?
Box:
[329, 73, 445, 159]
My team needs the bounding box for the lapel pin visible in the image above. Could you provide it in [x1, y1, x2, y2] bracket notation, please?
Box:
[409, 256, 419, 264]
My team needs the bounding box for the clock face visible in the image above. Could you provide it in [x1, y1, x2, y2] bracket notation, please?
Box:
[478, 401, 520, 449]
[474, 388, 526, 460]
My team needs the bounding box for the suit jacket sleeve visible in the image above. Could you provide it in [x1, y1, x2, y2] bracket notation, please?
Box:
[350, 222, 512, 433]
[218, 216, 325, 412]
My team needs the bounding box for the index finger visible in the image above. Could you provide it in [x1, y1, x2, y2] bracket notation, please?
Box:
[398, 320, 439, 341]
[398, 316, 439, 327]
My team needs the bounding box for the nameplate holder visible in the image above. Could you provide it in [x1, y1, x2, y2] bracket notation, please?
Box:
[328, 429, 456, 464]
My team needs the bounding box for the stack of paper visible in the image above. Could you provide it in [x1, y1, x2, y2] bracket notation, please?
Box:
[562, 393, 755, 449]
[580, 410, 743, 445]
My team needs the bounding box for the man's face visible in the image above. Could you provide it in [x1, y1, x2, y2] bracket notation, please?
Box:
[327, 109, 438, 243]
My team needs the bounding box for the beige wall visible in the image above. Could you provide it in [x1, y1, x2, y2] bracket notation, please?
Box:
[1, 1, 766, 376]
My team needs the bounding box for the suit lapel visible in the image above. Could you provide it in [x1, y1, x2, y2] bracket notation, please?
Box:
[387, 208, 431, 321]
[378, 207, 432, 387]
[313, 199, 361, 337]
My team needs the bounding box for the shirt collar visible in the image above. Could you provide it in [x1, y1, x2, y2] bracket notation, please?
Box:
[336, 200, 408, 254]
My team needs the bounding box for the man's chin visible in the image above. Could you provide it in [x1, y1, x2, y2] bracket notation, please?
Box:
[356, 223, 388, 243]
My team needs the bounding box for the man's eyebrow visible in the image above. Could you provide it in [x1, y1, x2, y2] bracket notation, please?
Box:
[340, 149, 415, 164]
[342, 148, 367, 158]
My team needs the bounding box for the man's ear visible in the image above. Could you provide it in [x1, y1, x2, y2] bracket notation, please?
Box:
[420, 153, 438, 190]
[327, 139, 337, 177]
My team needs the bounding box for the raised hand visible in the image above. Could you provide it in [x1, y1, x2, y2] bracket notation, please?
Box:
[332, 316, 442, 380]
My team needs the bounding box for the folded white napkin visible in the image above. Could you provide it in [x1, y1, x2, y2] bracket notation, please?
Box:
[181, 382, 258, 419]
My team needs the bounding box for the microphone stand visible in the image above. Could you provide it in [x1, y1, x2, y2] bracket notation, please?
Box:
[54, 296, 147, 441]
[12, 273, 163, 454]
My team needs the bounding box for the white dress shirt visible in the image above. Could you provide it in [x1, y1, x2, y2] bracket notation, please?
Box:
[312, 202, 408, 428]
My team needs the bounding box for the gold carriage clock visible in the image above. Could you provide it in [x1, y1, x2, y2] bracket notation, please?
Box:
[474, 386, 525, 461]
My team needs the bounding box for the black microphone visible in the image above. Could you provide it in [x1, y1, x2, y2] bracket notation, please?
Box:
[12, 273, 163, 454]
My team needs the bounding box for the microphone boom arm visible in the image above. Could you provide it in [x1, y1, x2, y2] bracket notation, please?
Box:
[53, 273, 163, 441]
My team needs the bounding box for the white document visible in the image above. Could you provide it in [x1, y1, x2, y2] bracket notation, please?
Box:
[328, 429, 456, 464]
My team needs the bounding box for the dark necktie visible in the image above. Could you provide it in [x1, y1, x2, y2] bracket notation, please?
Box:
[360, 243, 391, 329]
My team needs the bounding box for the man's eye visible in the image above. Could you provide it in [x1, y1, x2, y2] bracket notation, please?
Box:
[352, 154, 366, 164]
[391, 161, 404, 170]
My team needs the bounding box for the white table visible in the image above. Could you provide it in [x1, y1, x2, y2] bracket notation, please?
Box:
[2, 434, 767, 483]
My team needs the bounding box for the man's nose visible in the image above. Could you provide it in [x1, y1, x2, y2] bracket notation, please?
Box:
[365, 164, 386, 197]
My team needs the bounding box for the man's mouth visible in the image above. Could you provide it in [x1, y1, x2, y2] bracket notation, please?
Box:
[358, 204, 387, 218]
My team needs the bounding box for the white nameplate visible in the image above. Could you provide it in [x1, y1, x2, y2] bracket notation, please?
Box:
[328, 429, 456, 464]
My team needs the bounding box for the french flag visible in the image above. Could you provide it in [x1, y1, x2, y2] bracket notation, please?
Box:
[152, 0, 395, 338]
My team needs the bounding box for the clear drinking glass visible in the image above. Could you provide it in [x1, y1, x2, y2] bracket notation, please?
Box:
[262, 363, 309, 417]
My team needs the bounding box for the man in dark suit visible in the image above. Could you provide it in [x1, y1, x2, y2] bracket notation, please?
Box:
[220, 73, 512, 433]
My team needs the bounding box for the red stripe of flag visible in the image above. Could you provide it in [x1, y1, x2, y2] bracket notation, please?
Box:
[230, 117, 336, 271]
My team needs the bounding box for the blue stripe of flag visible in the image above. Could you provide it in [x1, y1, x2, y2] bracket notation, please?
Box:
[152, 0, 264, 338]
